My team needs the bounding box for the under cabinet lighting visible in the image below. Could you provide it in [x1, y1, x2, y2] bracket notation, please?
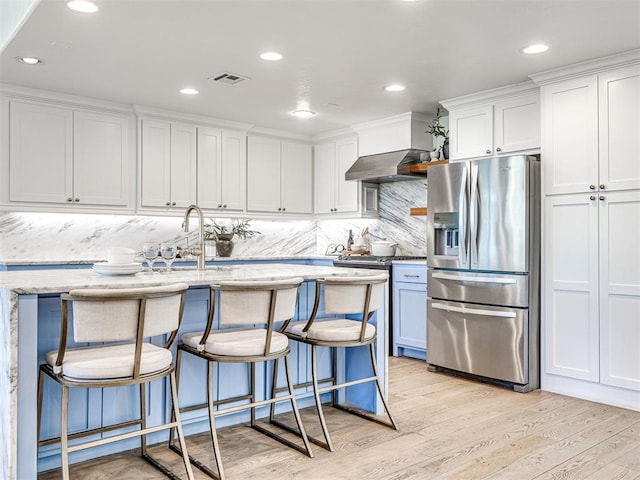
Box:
[16, 56, 43, 65]
[291, 109, 316, 118]
[67, 1, 99, 13]
[179, 88, 199, 95]
[385, 84, 405, 92]
[521, 44, 550, 54]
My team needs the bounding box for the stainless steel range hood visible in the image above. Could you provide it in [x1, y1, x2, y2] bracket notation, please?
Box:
[345, 149, 429, 183]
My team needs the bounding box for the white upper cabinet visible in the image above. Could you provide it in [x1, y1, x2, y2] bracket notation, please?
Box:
[197, 128, 246, 212]
[313, 136, 363, 215]
[598, 65, 640, 193]
[140, 119, 196, 209]
[443, 84, 540, 161]
[281, 140, 313, 214]
[540, 64, 640, 195]
[247, 135, 312, 215]
[8, 100, 132, 209]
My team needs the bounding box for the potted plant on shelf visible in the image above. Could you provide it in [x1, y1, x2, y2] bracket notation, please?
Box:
[203, 218, 260, 257]
[426, 107, 449, 160]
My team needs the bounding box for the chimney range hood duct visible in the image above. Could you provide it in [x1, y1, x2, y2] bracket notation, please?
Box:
[345, 149, 429, 183]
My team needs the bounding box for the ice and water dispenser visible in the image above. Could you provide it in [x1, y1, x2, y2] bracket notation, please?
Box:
[432, 212, 459, 256]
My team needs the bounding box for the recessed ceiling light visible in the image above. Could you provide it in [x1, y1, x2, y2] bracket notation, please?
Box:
[260, 52, 283, 61]
[521, 43, 550, 54]
[385, 84, 406, 92]
[291, 110, 316, 118]
[66, 1, 99, 13]
[179, 88, 199, 95]
[16, 56, 43, 65]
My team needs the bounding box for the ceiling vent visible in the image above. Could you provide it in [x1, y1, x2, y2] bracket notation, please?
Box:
[207, 72, 250, 85]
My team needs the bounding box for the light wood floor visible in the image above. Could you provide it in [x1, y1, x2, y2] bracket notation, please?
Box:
[39, 357, 640, 480]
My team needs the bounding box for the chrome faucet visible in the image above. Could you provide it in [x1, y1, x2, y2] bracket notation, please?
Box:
[183, 204, 206, 270]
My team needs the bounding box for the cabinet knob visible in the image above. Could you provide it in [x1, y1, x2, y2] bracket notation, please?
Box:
[590, 195, 596, 200]
[223, 204, 227, 208]
[74, 198, 80, 203]
[599, 184, 605, 190]
[218, 204, 222, 208]
[277, 207, 282, 212]
[496, 147, 502, 152]
[172, 202, 176, 206]
[67, 197, 73, 202]
[166, 202, 171, 206]
[485, 149, 491, 154]
[589, 185, 596, 190]
[282, 207, 286, 212]
[599, 195, 605, 201]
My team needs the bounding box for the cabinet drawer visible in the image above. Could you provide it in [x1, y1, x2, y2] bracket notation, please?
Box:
[393, 265, 427, 284]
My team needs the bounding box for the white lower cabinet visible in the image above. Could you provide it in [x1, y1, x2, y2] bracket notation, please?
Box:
[544, 190, 640, 391]
[246, 135, 312, 215]
[7, 100, 132, 208]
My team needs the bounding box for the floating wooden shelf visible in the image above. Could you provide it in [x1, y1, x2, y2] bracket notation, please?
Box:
[410, 207, 427, 216]
[409, 159, 449, 174]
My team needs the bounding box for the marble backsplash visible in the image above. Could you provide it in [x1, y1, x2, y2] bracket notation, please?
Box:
[0, 180, 427, 261]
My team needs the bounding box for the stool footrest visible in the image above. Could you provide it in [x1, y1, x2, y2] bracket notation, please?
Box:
[38, 419, 142, 447]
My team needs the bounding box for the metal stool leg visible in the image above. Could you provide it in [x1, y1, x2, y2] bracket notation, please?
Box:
[369, 343, 398, 430]
[61, 384, 70, 480]
[169, 371, 195, 480]
[311, 344, 334, 451]
[284, 353, 313, 457]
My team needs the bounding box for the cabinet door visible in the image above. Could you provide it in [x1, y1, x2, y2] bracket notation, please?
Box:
[169, 123, 197, 208]
[494, 92, 540, 154]
[196, 127, 222, 209]
[544, 194, 599, 381]
[247, 136, 281, 212]
[220, 130, 246, 211]
[313, 142, 335, 214]
[542, 77, 599, 195]
[74, 110, 131, 207]
[334, 136, 359, 213]
[9, 101, 73, 203]
[599, 190, 640, 391]
[598, 65, 640, 193]
[140, 119, 171, 207]
[281, 141, 312, 214]
[449, 105, 493, 160]
[393, 281, 427, 353]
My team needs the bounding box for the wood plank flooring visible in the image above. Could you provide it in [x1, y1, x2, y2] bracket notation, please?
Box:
[38, 357, 640, 480]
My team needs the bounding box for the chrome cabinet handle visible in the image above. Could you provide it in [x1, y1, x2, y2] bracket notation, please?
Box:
[485, 149, 491, 154]
[599, 195, 605, 201]
[599, 184, 605, 190]
[403, 274, 420, 278]
[67, 197, 73, 202]
[172, 202, 176, 206]
[166, 202, 171, 206]
[74, 198, 80, 203]
[223, 204, 227, 208]
[218, 204, 222, 208]
[590, 195, 596, 200]
[589, 184, 596, 190]
[496, 147, 502, 152]
[282, 207, 286, 212]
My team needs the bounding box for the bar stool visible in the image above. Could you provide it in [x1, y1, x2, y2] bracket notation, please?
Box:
[36, 283, 194, 480]
[172, 277, 313, 480]
[278, 273, 398, 452]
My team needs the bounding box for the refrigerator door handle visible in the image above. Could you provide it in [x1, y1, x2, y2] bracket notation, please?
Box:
[431, 302, 517, 318]
[458, 166, 469, 267]
[431, 272, 517, 284]
[470, 162, 479, 267]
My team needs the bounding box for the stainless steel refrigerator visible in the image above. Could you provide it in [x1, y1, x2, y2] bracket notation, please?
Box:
[426, 155, 540, 392]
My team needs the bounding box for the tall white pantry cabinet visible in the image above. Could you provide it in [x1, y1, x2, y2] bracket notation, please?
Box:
[532, 54, 640, 409]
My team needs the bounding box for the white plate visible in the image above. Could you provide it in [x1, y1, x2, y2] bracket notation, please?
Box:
[92, 263, 143, 275]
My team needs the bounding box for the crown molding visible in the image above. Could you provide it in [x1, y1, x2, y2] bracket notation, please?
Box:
[440, 80, 538, 110]
[134, 104, 253, 132]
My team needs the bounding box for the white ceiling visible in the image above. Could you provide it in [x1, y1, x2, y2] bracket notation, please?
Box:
[1, 0, 639, 137]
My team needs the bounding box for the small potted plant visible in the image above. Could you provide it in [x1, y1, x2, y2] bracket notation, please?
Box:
[204, 219, 260, 257]
[426, 107, 449, 160]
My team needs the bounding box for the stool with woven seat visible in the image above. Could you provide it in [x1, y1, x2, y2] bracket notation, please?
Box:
[36, 283, 195, 480]
[277, 273, 398, 452]
[171, 277, 313, 480]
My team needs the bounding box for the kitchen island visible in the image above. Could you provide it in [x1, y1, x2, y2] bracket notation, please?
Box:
[0, 263, 388, 479]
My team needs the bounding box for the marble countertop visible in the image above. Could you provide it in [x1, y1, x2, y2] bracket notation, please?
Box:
[0, 255, 331, 266]
[391, 260, 427, 265]
[0, 263, 385, 295]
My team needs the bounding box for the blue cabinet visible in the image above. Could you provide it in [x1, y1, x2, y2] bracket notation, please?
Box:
[392, 264, 427, 360]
